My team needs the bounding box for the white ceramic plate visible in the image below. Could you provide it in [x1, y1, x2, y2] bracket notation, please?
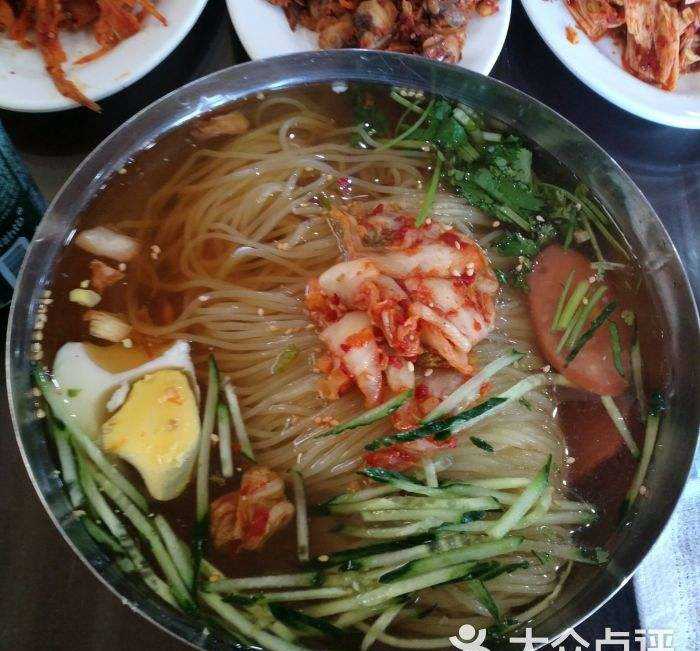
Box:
[227, 0, 512, 75]
[0, 0, 208, 113]
[521, 0, 700, 129]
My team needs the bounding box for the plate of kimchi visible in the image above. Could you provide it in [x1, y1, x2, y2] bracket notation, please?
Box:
[0, 0, 208, 112]
[227, 0, 512, 74]
[521, 0, 700, 128]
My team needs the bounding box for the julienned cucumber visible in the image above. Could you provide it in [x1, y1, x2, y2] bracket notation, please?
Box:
[365, 398, 507, 451]
[487, 456, 551, 539]
[318, 389, 414, 438]
[378, 537, 523, 583]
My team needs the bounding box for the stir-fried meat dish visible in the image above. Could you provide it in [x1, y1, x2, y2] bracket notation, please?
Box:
[0, 0, 166, 110]
[265, 0, 499, 63]
[565, 0, 699, 90]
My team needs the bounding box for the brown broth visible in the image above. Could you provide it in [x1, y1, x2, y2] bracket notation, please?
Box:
[40, 83, 669, 644]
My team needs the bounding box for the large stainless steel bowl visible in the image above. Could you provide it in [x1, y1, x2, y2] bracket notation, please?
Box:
[7, 51, 699, 650]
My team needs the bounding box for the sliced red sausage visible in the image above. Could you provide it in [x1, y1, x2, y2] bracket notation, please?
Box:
[527, 245, 628, 396]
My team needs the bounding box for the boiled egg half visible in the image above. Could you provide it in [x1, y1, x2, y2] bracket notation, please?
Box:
[52, 340, 201, 501]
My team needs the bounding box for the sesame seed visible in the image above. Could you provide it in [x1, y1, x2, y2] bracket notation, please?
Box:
[492, 221, 500, 228]
[118, 263, 127, 272]
[122, 338, 133, 348]
[535, 215, 545, 222]
[317, 555, 330, 563]
[515, 264, 523, 272]
[33, 331, 44, 341]
[588, 275, 597, 284]
[42, 290, 52, 299]
[582, 297, 589, 305]
[31, 387, 41, 397]
[566, 456, 576, 465]
[150, 245, 161, 260]
[36, 409, 46, 419]
[466, 268, 475, 276]
[452, 269, 461, 277]
[305, 323, 315, 330]
[31, 342, 41, 353]
[80, 280, 90, 288]
[118, 167, 127, 175]
[210, 434, 219, 443]
[424, 368, 434, 377]
[407, 361, 414, 372]
[256, 92, 265, 100]
[425, 218, 432, 225]
[454, 241, 461, 250]
[541, 364, 551, 373]
[198, 294, 209, 302]
[257, 308, 265, 316]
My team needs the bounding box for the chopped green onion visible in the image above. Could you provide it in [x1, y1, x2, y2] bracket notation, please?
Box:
[631, 336, 646, 417]
[564, 284, 608, 350]
[416, 157, 442, 227]
[565, 301, 618, 365]
[376, 99, 435, 152]
[609, 322, 625, 377]
[318, 389, 413, 438]
[272, 345, 299, 374]
[550, 270, 575, 333]
[556, 280, 590, 331]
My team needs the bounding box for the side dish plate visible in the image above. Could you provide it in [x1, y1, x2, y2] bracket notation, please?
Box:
[520, 0, 700, 129]
[0, 0, 208, 113]
[226, 0, 512, 75]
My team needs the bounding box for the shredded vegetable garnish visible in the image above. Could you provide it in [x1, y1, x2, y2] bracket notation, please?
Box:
[609, 323, 625, 377]
[566, 301, 618, 365]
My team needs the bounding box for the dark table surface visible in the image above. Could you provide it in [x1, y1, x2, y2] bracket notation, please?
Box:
[0, 0, 697, 648]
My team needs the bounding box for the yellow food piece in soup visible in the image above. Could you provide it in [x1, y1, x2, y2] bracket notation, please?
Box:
[102, 369, 200, 501]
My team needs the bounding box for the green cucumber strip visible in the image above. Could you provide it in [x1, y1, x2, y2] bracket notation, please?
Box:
[206, 571, 322, 593]
[365, 398, 506, 451]
[200, 593, 307, 651]
[223, 378, 255, 461]
[361, 509, 470, 523]
[565, 301, 618, 365]
[318, 390, 413, 438]
[621, 392, 665, 517]
[329, 495, 500, 515]
[76, 456, 177, 609]
[601, 395, 640, 458]
[268, 604, 344, 639]
[305, 563, 475, 618]
[467, 579, 500, 622]
[196, 355, 219, 520]
[470, 436, 494, 453]
[361, 601, 405, 651]
[340, 518, 447, 539]
[93, 469, 196, 613]
[551, 270, 575, 333]
[34, 368, 148, 512]
[154, 515, 194, 588]
[81, 517, 125, 555]
[334, 597, 407, 628]
[487, 456, 551, 539]
[217, 402, 234, 478]
[49, 417, 84, 509]
[378, 537, 523, 583]
[262, 587, 351, 602]
[524, 541, 609, 565]
[321, 484, 398, 509]
[423, 350, 523, 422]
[309, 534, 436, 569]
